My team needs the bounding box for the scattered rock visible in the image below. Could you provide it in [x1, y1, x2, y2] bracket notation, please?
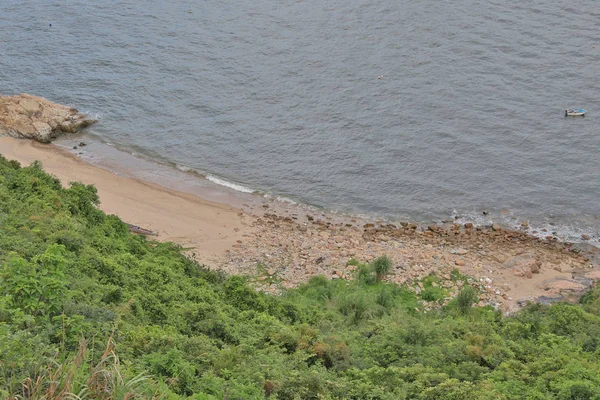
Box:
[541, 279, 586, 296]
[504, 254, 538, 271]
[584, 270, 600, 280]
[582, 234, 591, 241]
[450, 248, 469, 255]
[220, 204, 596, 313]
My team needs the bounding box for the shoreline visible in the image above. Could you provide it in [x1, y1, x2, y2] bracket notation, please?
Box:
[1, 136, 599, 312]
[0, 137, 253, 266]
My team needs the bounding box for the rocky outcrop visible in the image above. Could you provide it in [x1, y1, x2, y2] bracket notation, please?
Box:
[0, 94, 96, 143]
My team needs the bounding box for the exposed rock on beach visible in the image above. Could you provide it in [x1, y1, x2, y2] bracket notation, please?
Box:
[1, 133, 599, 315]
[221, 211, 600, 313]
[0, 94, 96, 143]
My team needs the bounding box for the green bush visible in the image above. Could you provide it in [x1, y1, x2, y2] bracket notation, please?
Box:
[2, 155, 600, 399]
[457, 286, 478, 314]
[357, 263, 377, 285]
[371, 255, 393, 281]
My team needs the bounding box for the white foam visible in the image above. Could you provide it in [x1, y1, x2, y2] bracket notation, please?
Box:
[452, 209, 599, 248]
[175, 164, 193, 172]
[206, 174, 254, 193]
[273, 195, 297, 205]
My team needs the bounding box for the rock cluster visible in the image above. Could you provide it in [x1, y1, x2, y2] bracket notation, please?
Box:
[217, 210, 599, 314]
[0, 94, 96, 143]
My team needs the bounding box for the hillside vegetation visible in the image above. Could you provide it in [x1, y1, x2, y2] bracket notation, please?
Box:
[2, 155, 600, 399]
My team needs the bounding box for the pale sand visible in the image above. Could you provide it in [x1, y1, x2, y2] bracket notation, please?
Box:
[0, 137, 252, 266]
[2, 136, 598, 312]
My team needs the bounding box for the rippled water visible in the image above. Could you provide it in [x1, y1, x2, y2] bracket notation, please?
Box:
[1, 0, 599, 240]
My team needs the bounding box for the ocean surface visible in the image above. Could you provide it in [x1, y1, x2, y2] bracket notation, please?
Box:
[1, 0, 599, 242]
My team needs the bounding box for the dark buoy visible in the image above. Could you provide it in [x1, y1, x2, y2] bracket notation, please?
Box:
[49, 23, 52, 27]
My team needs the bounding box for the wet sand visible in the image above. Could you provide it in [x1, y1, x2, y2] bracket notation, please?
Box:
[0, 137, 252, 266]
[1, 136, 598, 312]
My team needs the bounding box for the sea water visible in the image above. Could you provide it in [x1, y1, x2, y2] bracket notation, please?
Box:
[1, 0, 599, 242]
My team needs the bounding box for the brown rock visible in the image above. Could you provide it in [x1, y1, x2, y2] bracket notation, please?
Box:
[455, 259, 466, 266]
[542, 279, 586, 295]
[0, 93, 96, 143]
[464, 222, 473, 229]
[581, 234, 591, 240]
[504, 254, 539, 271]
[585, 270, 600, 280]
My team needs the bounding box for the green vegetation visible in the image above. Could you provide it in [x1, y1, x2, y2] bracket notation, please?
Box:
[371, 255, 392, 281]
[2, 155, 600, 399]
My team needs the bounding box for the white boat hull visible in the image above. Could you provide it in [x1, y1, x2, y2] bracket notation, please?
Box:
[565, 109, 586, 116]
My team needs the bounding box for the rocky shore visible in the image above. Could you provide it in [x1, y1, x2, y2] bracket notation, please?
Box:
[1, 94, 598, 314]
[0, 93, 96, 143]
[220, 208, 599, 313]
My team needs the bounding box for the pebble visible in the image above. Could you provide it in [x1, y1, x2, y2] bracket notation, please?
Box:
[219, 209, 595, 311]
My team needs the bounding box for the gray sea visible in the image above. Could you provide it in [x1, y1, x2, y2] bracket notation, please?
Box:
[1, 0, 599, 242]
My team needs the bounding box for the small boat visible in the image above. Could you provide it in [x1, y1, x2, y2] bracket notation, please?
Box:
[565, 108, 586, 116]
[128, 224, 158, 236]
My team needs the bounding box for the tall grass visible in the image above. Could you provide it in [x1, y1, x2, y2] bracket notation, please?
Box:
[337, 292, 371, 324]
[6, 338, 161, 400]
[371, 256, 392, 281]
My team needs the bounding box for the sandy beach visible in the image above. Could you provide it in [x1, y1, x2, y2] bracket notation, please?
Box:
[1, 136, 599, 312]
[0, 137, 252, 266]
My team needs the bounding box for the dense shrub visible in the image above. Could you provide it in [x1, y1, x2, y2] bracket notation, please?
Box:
[2, 155, 600, 399]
